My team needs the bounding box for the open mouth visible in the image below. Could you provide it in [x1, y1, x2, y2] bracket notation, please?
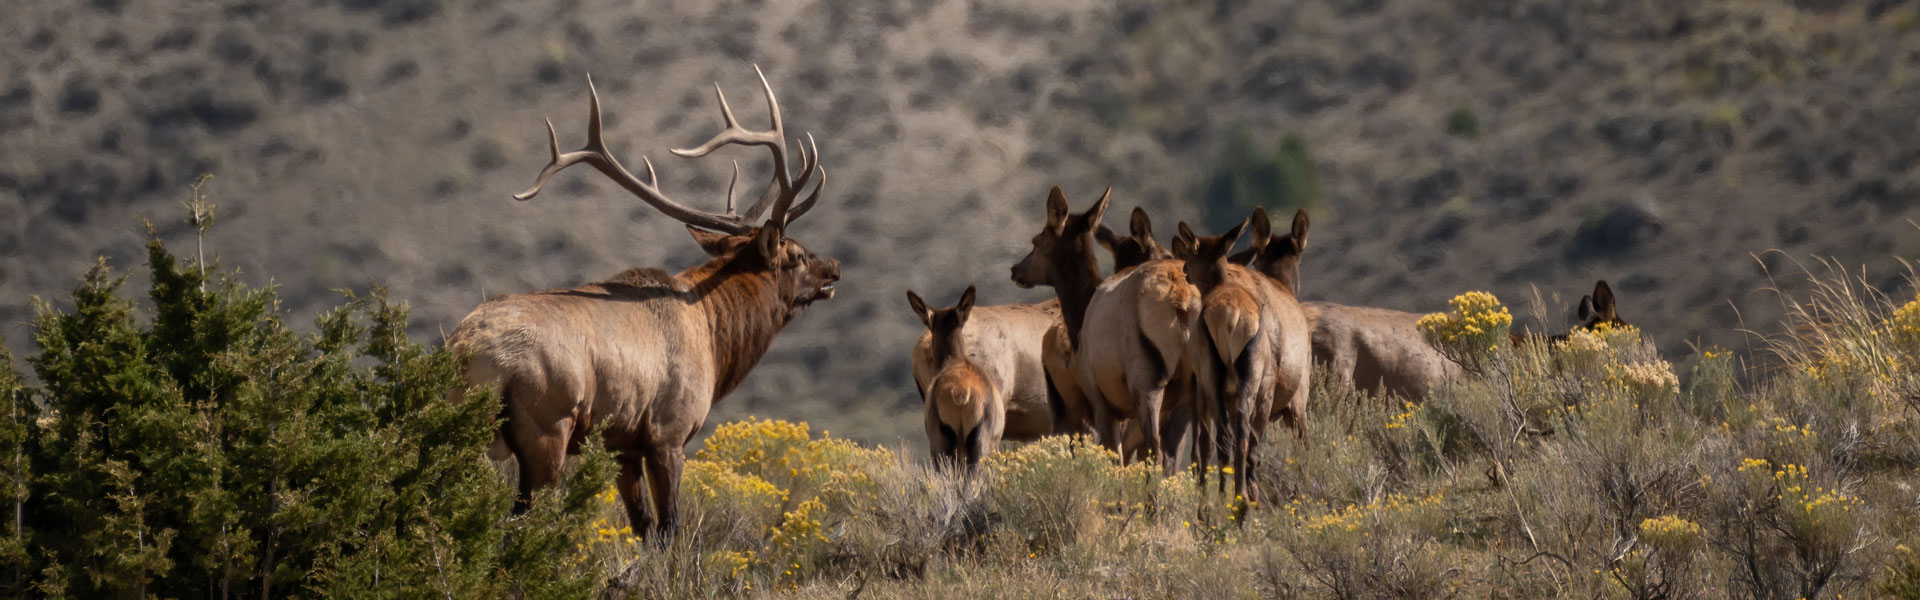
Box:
[817, 282, 837, 299]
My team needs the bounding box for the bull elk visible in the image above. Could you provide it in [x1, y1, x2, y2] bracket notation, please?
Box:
[448, 69, 838, 537]
[1012, 187, 1198, 474]
[906, 286, 1007, 471]
[1175, 208, 1312, 503]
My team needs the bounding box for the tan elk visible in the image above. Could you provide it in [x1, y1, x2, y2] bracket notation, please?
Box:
[1012, 187, 1199, 473]
[906, 286, 1007, 471]
[908, 297, 1061, 450]
[1040, 206, 1175, 438]
[1176, 208, 1312, 503]
[448, 69, 838, 537]
[1231, 225, 1461, 404]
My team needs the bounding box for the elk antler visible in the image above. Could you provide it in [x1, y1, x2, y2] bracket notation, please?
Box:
[670, 65, 824, 228]
[515, 75, 761, 234]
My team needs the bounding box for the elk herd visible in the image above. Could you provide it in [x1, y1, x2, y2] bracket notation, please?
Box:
[448, 69, 1632, 538]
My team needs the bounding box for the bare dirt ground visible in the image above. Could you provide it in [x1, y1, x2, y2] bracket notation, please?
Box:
[4, 0, 1918, 444]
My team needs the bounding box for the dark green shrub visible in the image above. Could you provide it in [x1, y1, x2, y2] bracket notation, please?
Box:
[0, 213, 612, 598]
[1445, 107, 1481, 138]
[1201, 130, 1320, 231]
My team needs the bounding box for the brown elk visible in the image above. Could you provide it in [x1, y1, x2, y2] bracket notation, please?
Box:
[1509, 280, 1631, 345]
[1177, 208, 1312, 503]
[1039, 206, 1174, 438]
[909, 297, 1061, 451]
[1012, 187, 1199, 474]
[1229, 226, 1461, 404]
[1295, 304, 1465, 404]
[448, 69, 838, 537]
[906, 286, 1006, 471]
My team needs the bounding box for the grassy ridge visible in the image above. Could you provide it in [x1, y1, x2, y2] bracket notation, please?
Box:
[588, 281, 1920, 599]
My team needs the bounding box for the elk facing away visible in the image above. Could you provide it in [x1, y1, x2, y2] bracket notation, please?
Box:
[906, 286, 1006, 471]
[448, 69, 837, 537]
[1039, 205, 1174, 439]
[1178, 208, 1312, 504]
[1012, 187, 1198, 473]
[909, 296, 1060, 455]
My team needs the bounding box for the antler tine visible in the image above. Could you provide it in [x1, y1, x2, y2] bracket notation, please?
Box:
[726, 160, 741, 215]
[673, 66, 795, 227]
[513, 75, 756, 234]
[744, 134, 817, 220]
[786, 167, 826, 224]
[778, 135, 825, 224]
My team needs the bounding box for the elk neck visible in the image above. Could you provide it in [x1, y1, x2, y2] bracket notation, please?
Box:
[676, 257, 792, 400]
[928, 321, 967, 369]
[1050, 246, 1104, 350]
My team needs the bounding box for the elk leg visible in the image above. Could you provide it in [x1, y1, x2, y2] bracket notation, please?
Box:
[507, 418, 571, 514]
[615, 452, 654, 536]
[1085, 385, 1121, 455]
[1233, 408, 1254, 510]
[926, 406, 956, 471]
[642, 445, 685, 539]
[1160, 382, 1193, 473]
[1133, 386, 1167, 476]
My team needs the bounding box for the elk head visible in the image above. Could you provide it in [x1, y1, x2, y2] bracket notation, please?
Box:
[1575, 280, 1628, 331]
[1095, 206, 1172, 271]
[1010, 186, 1111, 289]
[514, 68, 840, 316]
[905, 284, 977, 364]
[1173, 216, 1250, 290]
[1226, 207, 1310, 293]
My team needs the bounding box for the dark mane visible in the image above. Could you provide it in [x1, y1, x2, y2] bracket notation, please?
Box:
[597, 267, 676, 287]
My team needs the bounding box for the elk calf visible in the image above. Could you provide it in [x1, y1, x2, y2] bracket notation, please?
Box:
[907, 286, 1006, 471]
[910, 300, 1060, 444]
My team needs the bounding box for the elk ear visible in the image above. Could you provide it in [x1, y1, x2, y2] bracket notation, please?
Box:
[1094, 223, 1122, 253]
[1176, 221, 1197, 245]
[1128, 206, 1153, 241]
[753, 224, 786, 266]
[687, 225, 734, 257]
[1591, 280, 1617, 318]
[1045, 186, 1070, 231]
[1219, 218, 1249, 254]
[1246, 207, 1272, 253]
[955, 285, 977, 324]
[906, 290, 933, 328]
[1577, 295, 1596, 322]
[1290, 208, 1310, 252]
[1071, 187, 1113, 233]
[1170, 234, 1196, 260]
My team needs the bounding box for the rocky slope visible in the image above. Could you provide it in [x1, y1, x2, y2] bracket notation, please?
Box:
[3, 0, 1917, 443]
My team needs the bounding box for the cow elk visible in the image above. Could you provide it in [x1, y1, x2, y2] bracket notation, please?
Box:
[1040, 206, 1174, 438]
[1014, 187, 1199, 474]
[1230, 234, 1464, 404]
[448, 68, 838, 538]
[1177, 208, 1312, 504]
[1510, 280, 1632, 345]
[906, 286, 1007, 472]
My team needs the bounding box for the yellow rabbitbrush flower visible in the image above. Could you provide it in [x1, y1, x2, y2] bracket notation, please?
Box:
[1638, 515, 1703, 554]
[1420, 292, 1514, 366]
[1607, 360, 1679, 398]
[1888, 292, 1920, 350]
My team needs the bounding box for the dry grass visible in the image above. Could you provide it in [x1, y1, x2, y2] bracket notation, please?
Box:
[562, 270, 1920, 599]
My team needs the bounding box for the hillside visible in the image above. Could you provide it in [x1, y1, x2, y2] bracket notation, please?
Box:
[4, 0, 1919, 444]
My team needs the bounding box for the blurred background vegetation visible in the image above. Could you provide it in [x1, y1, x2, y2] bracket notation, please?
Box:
[3, 0, 1919, 447]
